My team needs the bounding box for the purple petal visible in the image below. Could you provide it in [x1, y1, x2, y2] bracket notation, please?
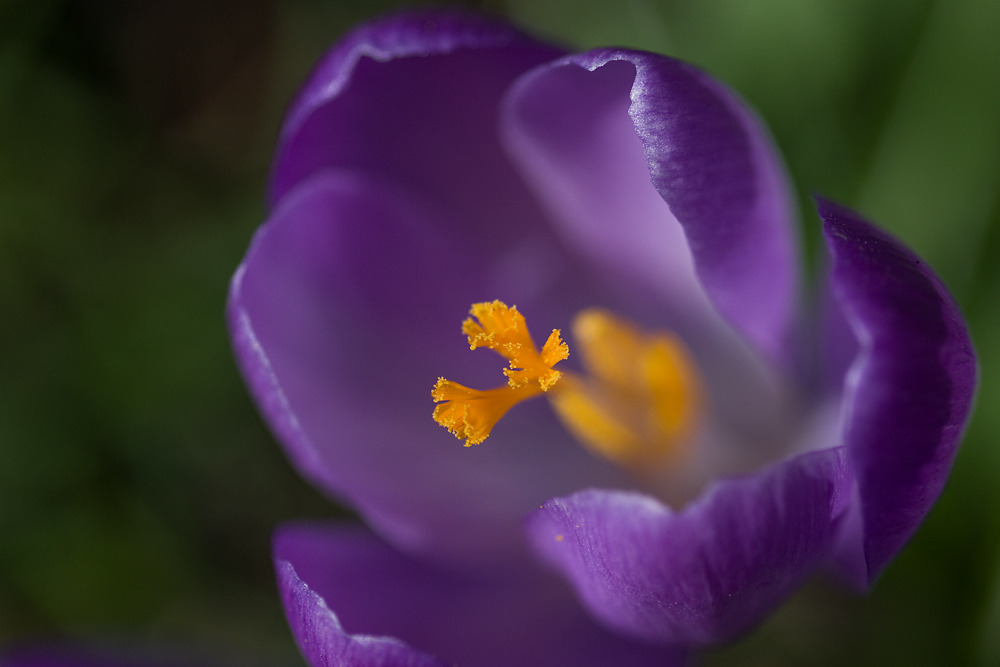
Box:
[500, 50, 801, 458]
[275, 523, 690, 667]
[278, 555, 447, 667]
[501, 49, 799, 368]
[269, 8, 562, 253]
[818, 262, 862, 395]
[230, 170, 634, 566]
[819, 198, 977, 584]
[525, 447, 851, 645]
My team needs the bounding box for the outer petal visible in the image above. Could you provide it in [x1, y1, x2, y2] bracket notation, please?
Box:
[819, 198, 977, 584]
[269, 8, 562, 251]
[230, 170, 634, 566]
[501, 49, 799, 368]
[278, 560, 447, 667]
[275, 524, 690, 667]
[525, 448, 851, 645]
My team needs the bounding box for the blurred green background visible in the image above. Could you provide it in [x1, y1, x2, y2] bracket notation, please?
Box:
[1, 0, 998, 664]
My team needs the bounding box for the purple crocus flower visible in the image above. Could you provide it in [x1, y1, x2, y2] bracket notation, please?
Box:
[227, 9, 977, 667]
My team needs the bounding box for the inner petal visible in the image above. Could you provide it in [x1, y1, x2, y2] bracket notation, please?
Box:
[501, 59, 708, 322]
[500, 55, 800, 466]
[232, 172, 633, 566]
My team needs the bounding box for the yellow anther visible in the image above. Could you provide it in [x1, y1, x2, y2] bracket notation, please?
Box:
[433, 301, 568, 446]
[548, 309, 701, 468]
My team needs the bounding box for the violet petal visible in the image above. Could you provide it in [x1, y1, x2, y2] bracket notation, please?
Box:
[230, 170, 633, 565]
[525, 447, 851, 645]
[501, 51, 801, 446]
[819, 197, 977, 585]
[277, 557, 448, 667]
[503, 49, 799, 367]
[269, 8, 562, 258]
[275, 524, 690, 667]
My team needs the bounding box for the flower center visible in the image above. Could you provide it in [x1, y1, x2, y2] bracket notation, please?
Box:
[432, 301, 702, 468]
[550, 308, 702, 467]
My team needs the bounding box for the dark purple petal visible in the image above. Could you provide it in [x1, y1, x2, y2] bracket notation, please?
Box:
[502, 49, 799, 368]
[275, 523, 690, 667]
[819, 198, 977, 585]
[230, 170, 634, 566]
[278, 555, 447, 667]
[270, 9, 562, 257]
[525, 447, 851, 645]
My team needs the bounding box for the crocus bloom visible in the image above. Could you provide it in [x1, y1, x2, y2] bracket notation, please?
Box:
[228, 10, 977, 667]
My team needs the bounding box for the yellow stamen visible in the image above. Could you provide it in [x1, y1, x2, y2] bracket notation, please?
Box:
[548, 309, 701, 468]
[433, 301, 568, 445]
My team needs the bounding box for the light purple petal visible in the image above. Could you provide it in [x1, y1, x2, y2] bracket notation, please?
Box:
[819, 198, 977, 584]
[230, 170, 635, 566]
[525, 447, 851, 645]
[818, 263, 862, 396]
[275, 523, 690, 667]
[501, 49, 799, 368]
[269, 8, 562, 252]
[500, 51, 801, 468]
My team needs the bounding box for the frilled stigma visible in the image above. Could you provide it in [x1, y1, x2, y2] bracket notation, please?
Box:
[433, 302, 702, 466]
[432, 301, 568, 446]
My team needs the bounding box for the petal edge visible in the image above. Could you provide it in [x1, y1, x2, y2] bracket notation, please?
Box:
[277, 557, 448, 667]
[819, 197, 977, 584]
[525, 447, 850, 645]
